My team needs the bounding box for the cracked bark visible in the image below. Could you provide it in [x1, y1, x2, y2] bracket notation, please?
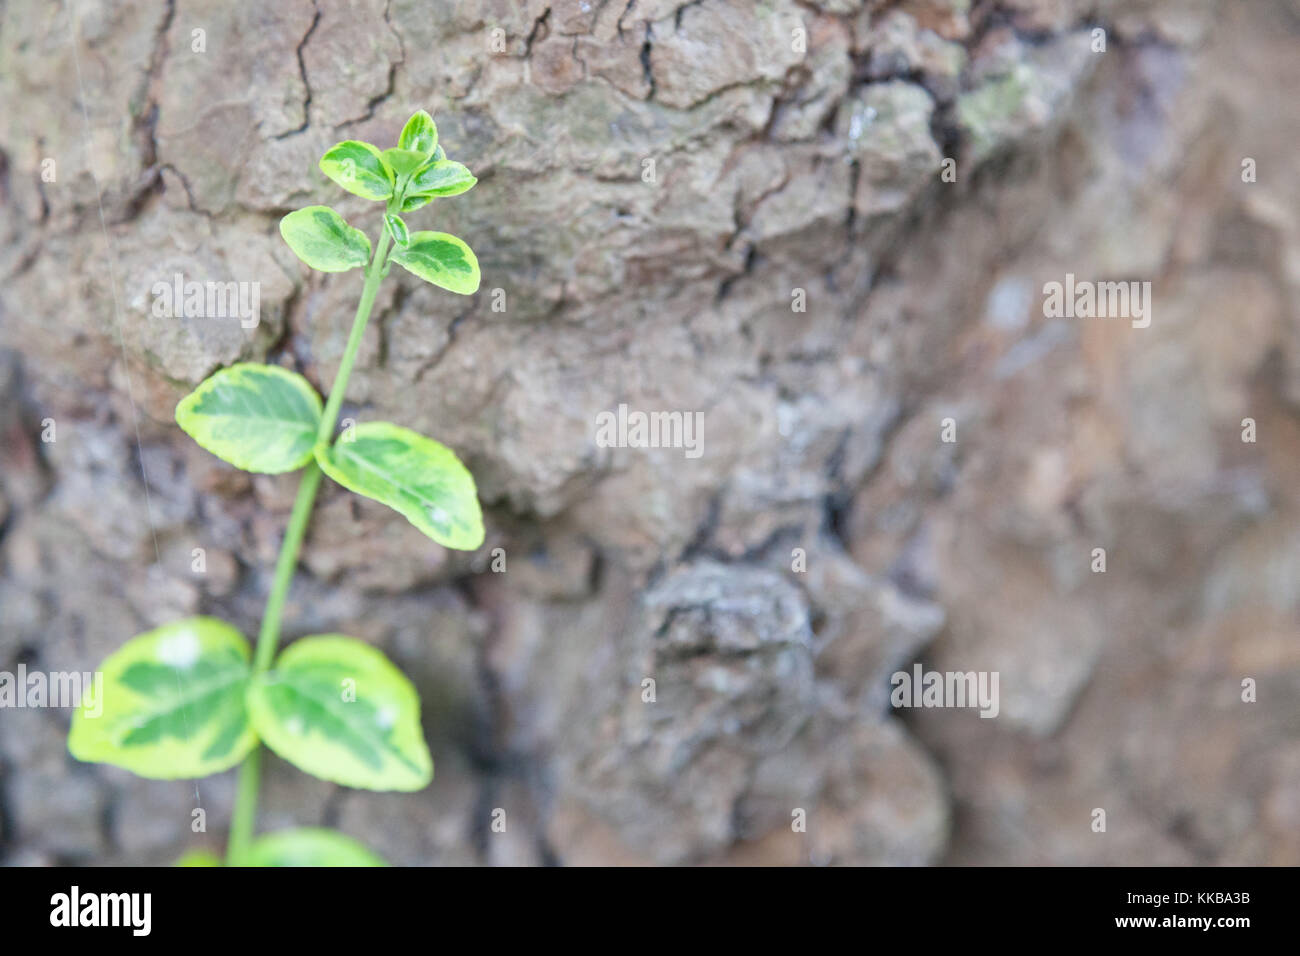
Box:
[0, 0, 1297, 867]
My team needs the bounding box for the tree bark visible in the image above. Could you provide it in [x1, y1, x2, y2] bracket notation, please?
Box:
[1, 0, 1298, 865]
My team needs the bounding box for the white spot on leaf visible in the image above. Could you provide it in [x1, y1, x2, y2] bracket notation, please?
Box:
[156, 632, 201, 669]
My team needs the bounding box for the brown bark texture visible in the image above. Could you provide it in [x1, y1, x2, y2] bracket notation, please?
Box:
[1, 0, 1298, 865]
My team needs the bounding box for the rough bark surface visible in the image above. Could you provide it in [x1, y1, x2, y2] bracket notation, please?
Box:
[2, 0, 1298, 864]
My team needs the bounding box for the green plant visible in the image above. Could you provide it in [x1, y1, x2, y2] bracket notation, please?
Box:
[67, 111, 483, 866]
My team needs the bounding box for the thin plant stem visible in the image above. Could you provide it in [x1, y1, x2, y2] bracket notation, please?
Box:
[226, 219, 395, 864]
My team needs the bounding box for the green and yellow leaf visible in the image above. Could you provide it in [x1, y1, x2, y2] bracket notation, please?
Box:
[241, 828, 387, 867]
[175, 363, 322, 473]
[280, 206, 372, 273]
[318, 140, 394, 201]
[381, 147, 428, 179]
[407, 159, 476, 198]
[398, 110, 438, 157]
[68, 618, 256, 779]
[399, 191, 434, 213]
[388, 230, 480, 295]
[385, 213, 410, 247]
[246, 635, 433, 791]
[314, 422, 484, 550]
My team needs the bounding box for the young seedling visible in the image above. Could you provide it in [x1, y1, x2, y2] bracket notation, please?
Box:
[67, 111, 483, 866]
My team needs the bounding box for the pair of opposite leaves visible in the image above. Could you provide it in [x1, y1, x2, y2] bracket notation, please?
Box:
[176, 363, 484, 551]
[69, 617, 430, 795]
[80, 623, 397, 861]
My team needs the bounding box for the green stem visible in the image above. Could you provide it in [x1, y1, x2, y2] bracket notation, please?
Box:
[226, 221, 394, 865]
[227, 746, 260, 863]
[318, 228, 393, 447]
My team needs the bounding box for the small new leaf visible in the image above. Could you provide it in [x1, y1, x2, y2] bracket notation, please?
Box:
[68, 618, 256, 779]
[385, 213, 410, 247]
[241, 828, 387, 867]
[176, 363, 323, 473]
[381, 147, 428, 179]
[315, 422, 485, 550]
[280, 206, 372, 273]
[389, 230, 480, 295]
[399, 192, 434, 213]
[398, 110, 438, 157]
[318, 140, 394, 200]
[246, 636, 433, 792]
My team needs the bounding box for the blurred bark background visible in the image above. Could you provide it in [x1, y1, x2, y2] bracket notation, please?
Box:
[1, 0, 1298, 864]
